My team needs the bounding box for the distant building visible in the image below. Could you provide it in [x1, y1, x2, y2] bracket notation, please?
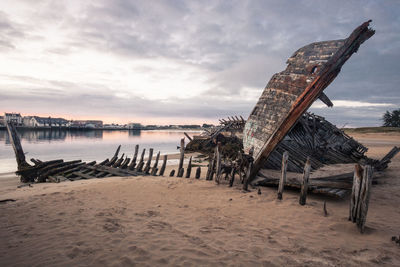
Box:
[26, 116, 69, 127]
[4, 113, 22, 125]
[128, 123, 142, 130]
[0, 116, 4, 126]
[70, 120, 103, 128]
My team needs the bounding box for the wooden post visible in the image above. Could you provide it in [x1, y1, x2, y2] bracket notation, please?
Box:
[243, 161, 253, 191]
[136, 161, 145, 172]
[178, 138, 185, 174]
[206, 151, 215, 180]
[139, 148, 146, 163]
[349, 164, 363, 222]
[277, 151, 289, 200]
[169, 169, 175, 177]
[129, 144, 139, 170]
[242, 148, 254, 191]
[112, 154, 125, 168]
[215, 142, 222, 184]
[150, 151, 160, 176]
[357, 165, 373, 233]
[209, 151, 217, 181]
[159, 155, 167, 176]
[113, 145, 121, 158]
[120, 157, 131, 169]
[229, 164, 236, 187]
[144, 148, 153, 174]
[195, 166, 201, 179]
[6, 122, 30, 170]
[299, 157, 311, 205]
[177, 168, 184, 177]
[185, 156, 192, 178]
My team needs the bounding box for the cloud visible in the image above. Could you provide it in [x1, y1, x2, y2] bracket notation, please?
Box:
[0, 0, 399, 126]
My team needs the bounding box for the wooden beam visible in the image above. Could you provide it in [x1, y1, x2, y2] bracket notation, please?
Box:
[299, 158, 311, 205]
[129, 144, 139, 170]
[150, 151, 160, 176]
[277, 151, 289, 200]
[178, 138, 185, 174]
[318, 92, 334, 107]
[159, 155, 167, 176]
[185, 156, 192, 178]
[6, 122, 30, 170]
[184, 132, 193, 141]
[144, 148, 153, 174]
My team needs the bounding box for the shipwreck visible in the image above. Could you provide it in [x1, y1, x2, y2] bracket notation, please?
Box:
[186, 20, 399, 199]
[5, 20, 399, 203]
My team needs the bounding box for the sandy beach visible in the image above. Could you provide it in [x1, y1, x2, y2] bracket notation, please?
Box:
[0, 132, 399, 266]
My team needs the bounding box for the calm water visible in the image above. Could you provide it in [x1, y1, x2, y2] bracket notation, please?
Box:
[0, 129, 200, 174]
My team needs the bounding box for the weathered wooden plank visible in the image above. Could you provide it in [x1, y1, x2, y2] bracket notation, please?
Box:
[357, 165, 373, 233]
[112, 154, 125, 168]
[72, 171, 96, 180]
[299, 158, 311, 205]
[215, 143, 222, 184]
[278, 151, 289, 200]
[159, 155, 168, 176]
[150, 151, 160, 176]
[318, 92, 334, 107]
[178, 138, 185, 174]
[128, 144, 139, 170]
[120, 157, 131, 169]
[349, 164, 363, 222]
[83, 165, 139, 177]
[184, 132, 193, 141]
[144, 149, 153, 174]
[177, 168, 184, 178]
[185, 156, 192, 178]
[5, 122, 30, 170]
[195, 166, 201, 179]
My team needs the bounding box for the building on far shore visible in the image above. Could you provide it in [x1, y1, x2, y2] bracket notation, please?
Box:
[4, 113, 23, 126]
[24, 116, 69, 127]
[70, 120, 103, 128]
[128, 123, 142, 130]
[0, 116, 4, 126]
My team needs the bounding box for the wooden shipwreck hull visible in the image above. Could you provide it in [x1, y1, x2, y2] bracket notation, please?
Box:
[243, 20, 375, 180]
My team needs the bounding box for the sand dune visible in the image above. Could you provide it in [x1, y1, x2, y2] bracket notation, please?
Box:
[0, 132, 399, 266]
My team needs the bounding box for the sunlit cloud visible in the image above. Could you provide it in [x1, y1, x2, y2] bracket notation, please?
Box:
[311, 100, 395, 109]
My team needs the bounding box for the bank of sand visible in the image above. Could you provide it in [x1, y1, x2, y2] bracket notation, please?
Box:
[0, 132, 399, 266]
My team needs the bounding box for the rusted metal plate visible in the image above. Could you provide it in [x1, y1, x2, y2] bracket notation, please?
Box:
[244, 20, 375, 180]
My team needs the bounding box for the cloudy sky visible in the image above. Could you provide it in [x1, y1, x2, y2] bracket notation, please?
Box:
[0, 0, 399, 126]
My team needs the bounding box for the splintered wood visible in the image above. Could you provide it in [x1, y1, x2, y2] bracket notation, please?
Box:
[349, 164, 373, 233]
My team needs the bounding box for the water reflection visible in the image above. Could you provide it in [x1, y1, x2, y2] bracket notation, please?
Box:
[0, 129, 201, 174]
[0, 129, 110, 144]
